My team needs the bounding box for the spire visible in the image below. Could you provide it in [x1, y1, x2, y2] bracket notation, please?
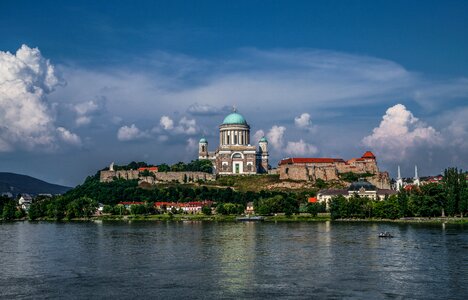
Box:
[414, 165, 420, 186]
[396, 165, 403, 190]
[232, 105, 237, 113]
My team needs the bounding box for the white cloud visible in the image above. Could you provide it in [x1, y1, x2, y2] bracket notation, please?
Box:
[294, 113, 312, 129]
[176, 117, 197, 135]
[284, 139, 318, 156]
[362, 104, 442, 161]
[160, 116, 174, 130]
[266, 125, 286, 149]
[57, 127, 81, 146]
[74, 99, 105, 126]
[0, 44, 79, 151]
[253, 130, 265, 144]
[117, 124, 148, 141]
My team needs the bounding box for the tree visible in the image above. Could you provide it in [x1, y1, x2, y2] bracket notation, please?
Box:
[305, 202, 319, 217]
[2, 201, 17, 220]
[202, 205, 212, 215]
[443, 168, 462, 216]
[329, 195, 347, 220]
[66, 197, 98, 219]
[158, 163, 170, 172]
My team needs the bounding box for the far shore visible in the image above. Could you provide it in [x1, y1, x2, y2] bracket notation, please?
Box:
[4, 214, 468, 224]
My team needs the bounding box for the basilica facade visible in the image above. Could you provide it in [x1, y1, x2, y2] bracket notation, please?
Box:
[198, 110, 269, 175]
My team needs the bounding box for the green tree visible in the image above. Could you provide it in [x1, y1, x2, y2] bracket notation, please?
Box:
[305, 202, 319, 216]
[158, 163, 170, 172]
[443, 168, 462, 216]
[329, 195, 347, 220]
[66, 197, 98, 219]
[202, 205, 212, 215]
[2, 201, 17, 220]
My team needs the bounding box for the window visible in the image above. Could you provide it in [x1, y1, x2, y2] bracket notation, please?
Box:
[232, 153, 242, 159]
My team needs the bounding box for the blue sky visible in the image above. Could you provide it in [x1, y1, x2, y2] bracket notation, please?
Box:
[0, 0, 467, 185]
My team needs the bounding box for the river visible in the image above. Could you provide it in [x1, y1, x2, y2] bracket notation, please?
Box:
[0, 221, 466, 299]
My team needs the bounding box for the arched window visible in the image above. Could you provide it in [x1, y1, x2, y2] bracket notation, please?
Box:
[232, 153, 242, 159]
[201, 145, 205, 152]
[285, 168, 289, 174]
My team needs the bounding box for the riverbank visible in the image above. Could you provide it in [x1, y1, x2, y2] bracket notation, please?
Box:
[5, 214, 467, 224]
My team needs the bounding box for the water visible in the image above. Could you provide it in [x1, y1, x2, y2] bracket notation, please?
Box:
[0, 221, 466, 299]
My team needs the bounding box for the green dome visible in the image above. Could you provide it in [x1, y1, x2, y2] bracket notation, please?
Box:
[222, 112, 247, 125]
[259, 136, 268, 143]
[199, 137, 207, 143]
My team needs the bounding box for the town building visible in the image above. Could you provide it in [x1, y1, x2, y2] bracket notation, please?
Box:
[18, 194, 33, 211]
[198, 109, 269, 175]
[317, 180, 397, 209]
[278, 151, 390, 189]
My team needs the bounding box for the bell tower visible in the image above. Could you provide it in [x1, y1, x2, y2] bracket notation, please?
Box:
[198, 138, 208, 159]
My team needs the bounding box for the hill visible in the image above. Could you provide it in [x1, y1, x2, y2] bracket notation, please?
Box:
[0, 172, 72, 196]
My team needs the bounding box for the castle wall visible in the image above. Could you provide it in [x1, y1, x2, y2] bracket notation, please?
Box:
[278, 157, 390, 189]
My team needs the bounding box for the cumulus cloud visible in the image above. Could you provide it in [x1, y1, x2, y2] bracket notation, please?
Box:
[284, 139, 318, 156]
[57, 127, 81, 146]
[74, 98, 106, 126]
[294, 113, 313, 130]
[175, 117, 197, 135]
[362, 104, 442, 161]
[0, 44, 80, 151]
[117, 124, 148, 141]
[266, 125, 286, 149]
[159, 116, 198, 135]
[160, 116, 174, 130]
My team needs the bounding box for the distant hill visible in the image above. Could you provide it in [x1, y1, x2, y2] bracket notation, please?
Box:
[0, 172, 72, 196]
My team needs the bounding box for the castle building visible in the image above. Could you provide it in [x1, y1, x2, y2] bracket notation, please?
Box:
[198, 110, 269, 175]
[278, 151, 391, 189]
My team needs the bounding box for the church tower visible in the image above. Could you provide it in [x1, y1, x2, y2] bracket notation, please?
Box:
[396, 165, 403, 190]
[413, 165, 420, 186]
[198, 138, 208, 159]
[257, 137, 269, 173]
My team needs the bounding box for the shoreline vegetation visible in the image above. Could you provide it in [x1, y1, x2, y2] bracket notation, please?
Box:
[1, 163, 467, 224]
[4, 214, 467, 224]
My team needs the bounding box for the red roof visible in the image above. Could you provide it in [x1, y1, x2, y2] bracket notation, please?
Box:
[361, 151, 376, 159]
[138, 166, 158, 172]
[308, 197, 317, 203]
[280, 158, 345, 165]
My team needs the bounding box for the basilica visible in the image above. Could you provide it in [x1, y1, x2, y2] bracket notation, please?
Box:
[198, 110, 269, 175]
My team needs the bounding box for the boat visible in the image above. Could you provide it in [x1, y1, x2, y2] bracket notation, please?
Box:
[236, 215, 264, 221]
[379, 232, 393, 238]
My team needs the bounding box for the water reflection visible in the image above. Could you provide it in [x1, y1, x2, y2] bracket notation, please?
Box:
[0, 221, 466, 299]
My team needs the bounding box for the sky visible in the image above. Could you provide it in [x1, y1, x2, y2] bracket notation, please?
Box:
[0, 0, 467, 186]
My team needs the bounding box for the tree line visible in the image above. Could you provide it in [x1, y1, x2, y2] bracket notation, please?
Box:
[329, 168, 468, 219]
[110, 159, 213, 173]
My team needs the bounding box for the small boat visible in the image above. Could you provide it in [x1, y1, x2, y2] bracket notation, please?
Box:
[379, 232, 393, 238]
[236, 216, 264, 221]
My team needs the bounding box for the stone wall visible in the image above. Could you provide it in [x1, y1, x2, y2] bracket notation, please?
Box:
[278, 159, 391, 189]
[100, 170, 215, 184]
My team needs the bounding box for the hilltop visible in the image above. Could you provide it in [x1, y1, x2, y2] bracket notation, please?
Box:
[0, 172, 72, 195]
